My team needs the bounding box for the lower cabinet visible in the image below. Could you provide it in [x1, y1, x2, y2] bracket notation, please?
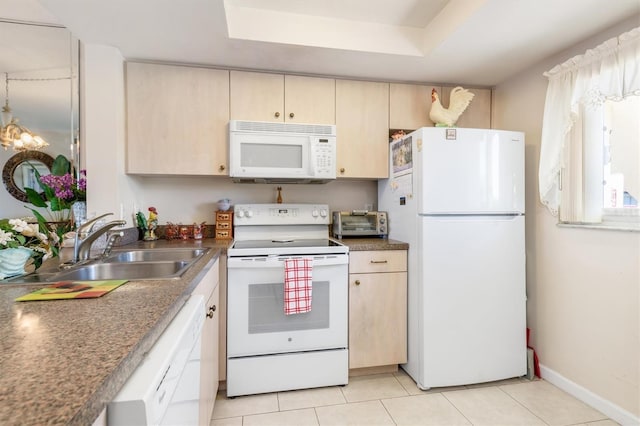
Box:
[349, 250, 407, 370]
[192, 258, 220, 425]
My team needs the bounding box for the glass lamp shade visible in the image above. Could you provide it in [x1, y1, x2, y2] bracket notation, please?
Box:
[0, 119, 49, 151]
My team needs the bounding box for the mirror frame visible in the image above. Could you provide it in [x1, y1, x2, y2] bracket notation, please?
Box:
[2, 151, 54, 202]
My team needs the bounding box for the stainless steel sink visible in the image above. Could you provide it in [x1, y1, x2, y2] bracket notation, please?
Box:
[1, 247, 209, 284]
[54, 261, 193, 281]
[103, 248, 207, 263]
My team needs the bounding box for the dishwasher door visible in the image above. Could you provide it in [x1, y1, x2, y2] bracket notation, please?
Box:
[108, 295, 205, 426]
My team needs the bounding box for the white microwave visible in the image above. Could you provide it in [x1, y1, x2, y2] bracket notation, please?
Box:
[229, 120, 336, 184]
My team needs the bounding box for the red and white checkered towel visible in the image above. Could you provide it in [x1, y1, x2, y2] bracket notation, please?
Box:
[284, 258, 313, 315]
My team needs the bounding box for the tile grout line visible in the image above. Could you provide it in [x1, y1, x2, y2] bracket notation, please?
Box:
[379, 375, 409, 425]
[440, 391, 475, 426]
[497, 384, 551, 426]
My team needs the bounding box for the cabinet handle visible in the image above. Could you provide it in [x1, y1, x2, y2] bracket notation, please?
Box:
[206, 305, 217, 318]
[289, 112, 295, 118]
[219, 164, 226, 172]
[275, 112, 281, 118]
[340, 168, 345, 174]
[370, 260, 388, 264]
[355, 280, 361, 286]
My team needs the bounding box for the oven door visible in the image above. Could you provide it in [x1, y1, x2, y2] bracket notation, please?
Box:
[227, 254, 348, 357]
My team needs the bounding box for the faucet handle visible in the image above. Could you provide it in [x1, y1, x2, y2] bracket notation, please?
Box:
[77, 213, 113, 234]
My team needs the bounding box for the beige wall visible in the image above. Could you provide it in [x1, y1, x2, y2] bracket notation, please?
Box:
[492, 17, 640, 419]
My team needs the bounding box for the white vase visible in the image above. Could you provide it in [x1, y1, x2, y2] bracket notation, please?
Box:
[0, 247, 33, 280]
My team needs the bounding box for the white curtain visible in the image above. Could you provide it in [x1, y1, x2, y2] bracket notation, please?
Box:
[539, 27, 640, 218]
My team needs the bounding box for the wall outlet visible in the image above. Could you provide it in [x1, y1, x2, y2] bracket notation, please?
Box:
[364, 203, 373, 211]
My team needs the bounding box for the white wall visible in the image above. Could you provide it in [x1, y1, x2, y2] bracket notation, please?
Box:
[81, 44, 141, 225]
[493, 17, 640, 421]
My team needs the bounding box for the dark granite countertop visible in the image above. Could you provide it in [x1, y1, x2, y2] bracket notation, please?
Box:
[336, 237, 409, 251]
[0, 238, 231, 426]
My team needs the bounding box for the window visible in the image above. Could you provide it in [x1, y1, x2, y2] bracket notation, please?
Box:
[603, 96, 639, 210]
[539, 27, 640, 230]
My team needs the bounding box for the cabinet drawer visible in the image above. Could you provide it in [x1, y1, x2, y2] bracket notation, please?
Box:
[216, 212, 232, 222]
[349, 250, 407, 273]
[216, 222, 231, 230]
[215, 230, 232, 240]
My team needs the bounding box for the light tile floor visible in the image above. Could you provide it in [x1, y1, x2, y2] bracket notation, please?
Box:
[211, 370, 617, 426]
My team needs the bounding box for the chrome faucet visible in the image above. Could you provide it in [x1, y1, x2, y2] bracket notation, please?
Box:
[73, 213, 127, 263]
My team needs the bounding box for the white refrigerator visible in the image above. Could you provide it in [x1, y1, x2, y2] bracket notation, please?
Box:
[379, 127, 526, 389]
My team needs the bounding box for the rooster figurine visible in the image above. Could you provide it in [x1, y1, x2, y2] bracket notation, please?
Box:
[429, 87, 475, 127]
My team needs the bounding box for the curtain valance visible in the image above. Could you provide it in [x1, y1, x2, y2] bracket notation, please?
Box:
[539, 27, 640, 215]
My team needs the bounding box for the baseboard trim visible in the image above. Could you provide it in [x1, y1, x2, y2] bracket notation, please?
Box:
[539, 364, 639, 426]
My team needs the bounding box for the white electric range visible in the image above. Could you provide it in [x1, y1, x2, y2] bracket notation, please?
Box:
[226, 203, 349, 397]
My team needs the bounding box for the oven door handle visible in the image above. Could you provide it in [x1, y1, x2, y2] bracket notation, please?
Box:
[228, 254, 348, 268]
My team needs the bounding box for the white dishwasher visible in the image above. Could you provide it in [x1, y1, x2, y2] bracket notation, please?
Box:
[108, 295, 205, 426]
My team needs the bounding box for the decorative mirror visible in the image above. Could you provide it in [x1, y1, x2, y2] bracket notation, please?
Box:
[0, 19, 80, 216]
[2, 151, 54, 202]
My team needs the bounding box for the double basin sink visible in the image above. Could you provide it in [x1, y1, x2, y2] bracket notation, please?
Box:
[3, 248, 208, 284]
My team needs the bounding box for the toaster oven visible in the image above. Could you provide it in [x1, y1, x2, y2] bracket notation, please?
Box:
[332, 211, 388, 239]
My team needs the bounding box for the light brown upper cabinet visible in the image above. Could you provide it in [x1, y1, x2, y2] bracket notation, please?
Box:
[230, 71, 335, 124]
[441, 86, 492, 129]
[389, 83, 440, 130]
[335, 79, 389, 179]
[126, 62, 230, 175]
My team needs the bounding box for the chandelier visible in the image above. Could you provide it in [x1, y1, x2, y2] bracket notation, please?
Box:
[1, 72, 49, 152]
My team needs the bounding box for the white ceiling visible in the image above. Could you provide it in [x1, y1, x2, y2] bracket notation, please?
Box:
[6, 0, 640, 87]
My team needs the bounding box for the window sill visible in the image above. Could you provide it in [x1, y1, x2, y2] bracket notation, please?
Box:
[557, 221, 640, 232]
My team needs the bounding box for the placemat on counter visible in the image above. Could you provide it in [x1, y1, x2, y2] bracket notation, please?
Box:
[15, 280, 128, 302]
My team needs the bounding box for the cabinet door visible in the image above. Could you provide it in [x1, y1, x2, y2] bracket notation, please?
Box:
[389, 83, 440, 130]
[336, 79, 389, 178]
[349, 271, 408, 369]
[192, 260, 219, 425]
[441, 87, 492, 129]
[230, 71, 284, 122]
[126, 62, 229, 175]
[284, 75, 335, 124]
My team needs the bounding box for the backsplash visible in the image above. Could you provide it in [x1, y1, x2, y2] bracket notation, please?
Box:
[128, 176, 378, 225]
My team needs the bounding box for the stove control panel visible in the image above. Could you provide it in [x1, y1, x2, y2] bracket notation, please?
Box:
[234, 204, 330, 226]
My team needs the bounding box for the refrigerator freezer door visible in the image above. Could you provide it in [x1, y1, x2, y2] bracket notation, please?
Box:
[416, 128, 524, 215]
[419, 214, 526, 388]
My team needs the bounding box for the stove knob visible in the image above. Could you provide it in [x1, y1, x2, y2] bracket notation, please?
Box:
[246, 210, 254, 218]
[311, 209, 319, 218]
[236, 210, 245, 218]
[320, 209, 328, 218]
